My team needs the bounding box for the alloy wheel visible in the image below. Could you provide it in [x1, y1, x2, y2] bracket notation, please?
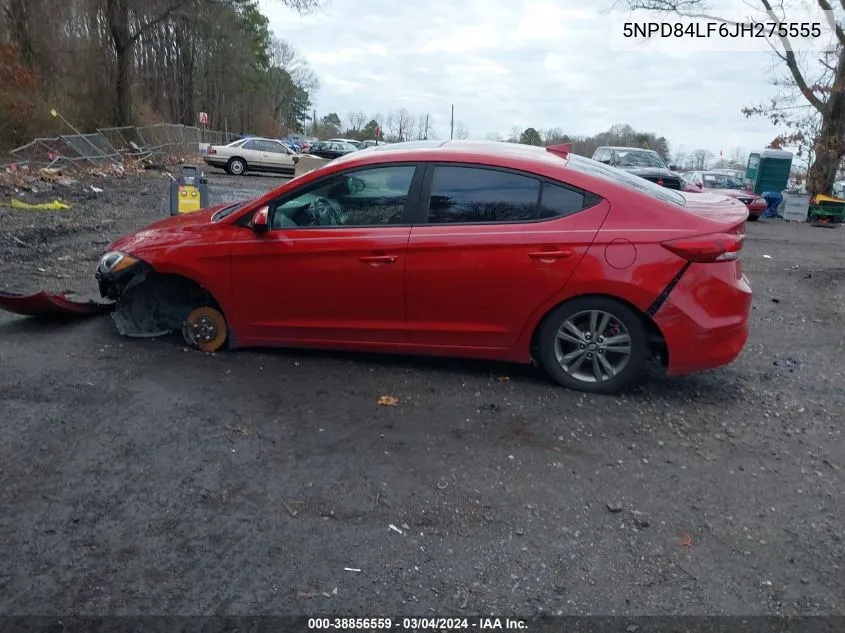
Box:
[554, 309, 632, 383]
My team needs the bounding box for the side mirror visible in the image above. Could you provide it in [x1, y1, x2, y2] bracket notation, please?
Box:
[251, 205, 269, 234]
[669, 165, 679, 171]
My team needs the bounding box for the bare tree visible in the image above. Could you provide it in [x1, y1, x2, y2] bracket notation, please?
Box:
[728, 146, 747, 169]
[345, 109, 367, 134]
[690, 149, 714, 170]
[453, 121, 469, 140]
[395, 108, 414, 141]
[618, 0, 845, 195]
[508, 126, 522, 142]
[485, 132, 504, 141]
[383, 111, 399, 141]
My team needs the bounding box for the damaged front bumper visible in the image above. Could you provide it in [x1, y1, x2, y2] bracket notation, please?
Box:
[0, 290, 113, 317]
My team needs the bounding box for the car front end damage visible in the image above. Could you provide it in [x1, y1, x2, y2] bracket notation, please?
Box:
[94, 250, 230, 350]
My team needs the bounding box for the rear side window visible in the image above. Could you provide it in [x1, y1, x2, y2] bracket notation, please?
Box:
[540, 182, 601, 219]
[428, 166, 540, 223]
[426, 165, 601, 224]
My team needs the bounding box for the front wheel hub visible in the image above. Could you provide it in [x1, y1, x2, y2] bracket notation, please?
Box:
[182, 306, 227, 352]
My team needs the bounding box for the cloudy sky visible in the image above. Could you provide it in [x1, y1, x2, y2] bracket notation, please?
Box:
[258, 0, 814, 159]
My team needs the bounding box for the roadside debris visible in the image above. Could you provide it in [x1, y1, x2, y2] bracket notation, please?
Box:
[607, 502, 624, 513]
[378, 395, 399, 407]
[763, 254, 773, 259]
[388, 523, 405, 535]
[344, 567, 362, 573]
[3, 198, 71, 210]
[680, 533, 693, 547]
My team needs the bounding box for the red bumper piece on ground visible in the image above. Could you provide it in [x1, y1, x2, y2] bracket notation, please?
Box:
[0, 290, 113, 317]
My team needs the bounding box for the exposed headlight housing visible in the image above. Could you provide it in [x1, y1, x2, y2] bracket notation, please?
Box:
[98, 251, 139, 275]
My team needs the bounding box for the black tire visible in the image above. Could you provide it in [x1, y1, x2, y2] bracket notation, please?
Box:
[227, 157, 246, 176]
[747, 214, 760, 222]
[536, 296, 649, 394]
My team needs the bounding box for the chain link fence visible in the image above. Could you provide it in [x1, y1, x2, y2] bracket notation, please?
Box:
[2, 124, 237, 169]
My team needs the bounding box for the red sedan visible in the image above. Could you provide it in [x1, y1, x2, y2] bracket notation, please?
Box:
[94, 141, 752, 393]
[683, 170, 767, 220]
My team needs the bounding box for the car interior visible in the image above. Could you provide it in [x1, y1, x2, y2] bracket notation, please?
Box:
[270, 169, 414, 228]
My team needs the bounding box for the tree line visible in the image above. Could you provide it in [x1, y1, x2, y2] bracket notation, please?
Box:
[311, 115, 745, 171]
[0, 0, 321, 150]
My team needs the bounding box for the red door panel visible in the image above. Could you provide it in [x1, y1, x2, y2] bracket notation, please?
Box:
[229, 227, 410, 344]
[405, 201, 610, 349]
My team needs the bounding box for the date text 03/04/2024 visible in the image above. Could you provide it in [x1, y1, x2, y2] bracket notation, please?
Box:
[621, 21, 823, 39]
[307, 617, 529, 630]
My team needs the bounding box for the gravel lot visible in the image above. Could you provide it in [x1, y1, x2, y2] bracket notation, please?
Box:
[0, 169, 843, 616]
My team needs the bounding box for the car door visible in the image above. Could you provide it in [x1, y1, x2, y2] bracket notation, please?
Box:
[404, 163, 608, 350]
[236, 139, 263, 168]
[229, 162, 424, 345]
[258, 140, 294, 173]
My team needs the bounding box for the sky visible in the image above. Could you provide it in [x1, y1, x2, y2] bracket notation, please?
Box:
[258, 0, 816, 160]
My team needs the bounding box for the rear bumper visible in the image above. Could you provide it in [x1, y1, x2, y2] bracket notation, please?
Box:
[203, 157, 227, 168]
[653, 265, 752, 376]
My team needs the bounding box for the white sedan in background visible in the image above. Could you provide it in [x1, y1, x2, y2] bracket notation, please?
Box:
[203, 137, 298, 176]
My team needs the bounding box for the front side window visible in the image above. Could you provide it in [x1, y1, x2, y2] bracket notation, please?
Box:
[260, 141, 286, 154]
[427, 166, 541, 223]
[271, 164, 416, 229]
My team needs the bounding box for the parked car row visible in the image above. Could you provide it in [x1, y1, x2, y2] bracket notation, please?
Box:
[589, 146, 767, 220]
[204, 136, 390, 176]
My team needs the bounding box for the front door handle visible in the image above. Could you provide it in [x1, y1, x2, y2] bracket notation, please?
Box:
[359, 254, 398, 264]
[528, 249, 573, 260]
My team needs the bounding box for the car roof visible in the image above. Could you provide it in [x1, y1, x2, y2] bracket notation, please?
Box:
[328, 140, 576, 173]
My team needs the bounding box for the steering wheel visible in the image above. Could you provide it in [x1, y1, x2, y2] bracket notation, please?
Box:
[310, 196, 343, 226]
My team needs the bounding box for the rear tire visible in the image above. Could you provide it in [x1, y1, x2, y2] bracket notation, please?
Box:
[227, 157, 246, 176]
[537, 297, 649, 394]
[747, 214, 760, 222]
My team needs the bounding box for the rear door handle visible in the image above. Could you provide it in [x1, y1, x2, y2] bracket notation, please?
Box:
[359, 254, 398, 264]
[528, 249, 573, 260]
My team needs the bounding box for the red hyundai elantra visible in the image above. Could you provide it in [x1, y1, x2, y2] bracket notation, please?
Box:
[95, 140, 752, 393]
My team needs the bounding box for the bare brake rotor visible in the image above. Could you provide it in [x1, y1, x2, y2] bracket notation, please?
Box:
[182, 306, 227, 353]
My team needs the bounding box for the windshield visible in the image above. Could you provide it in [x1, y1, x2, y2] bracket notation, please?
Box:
[566, 154, 686, 206]
[615, 149, 666, 168]
[703, 173, 745, 189]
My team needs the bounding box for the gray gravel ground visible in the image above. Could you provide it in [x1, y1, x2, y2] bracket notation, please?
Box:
[0, 169, 843, 616]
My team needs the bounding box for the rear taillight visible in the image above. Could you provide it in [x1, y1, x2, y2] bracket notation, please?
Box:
[657, 179, 664, 186]
[661, 231, 745, 263]
[209, 147, 216, 155]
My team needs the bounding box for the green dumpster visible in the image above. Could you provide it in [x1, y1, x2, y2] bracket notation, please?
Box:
[746, 149, 792, 196]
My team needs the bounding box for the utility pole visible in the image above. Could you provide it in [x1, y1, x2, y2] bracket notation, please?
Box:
[313, 110, 317, 137]
[450, 105, 454, 140]
[424, 114, 429, 140]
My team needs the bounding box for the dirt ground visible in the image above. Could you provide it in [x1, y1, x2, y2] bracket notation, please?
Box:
[0, 168, 843, 616]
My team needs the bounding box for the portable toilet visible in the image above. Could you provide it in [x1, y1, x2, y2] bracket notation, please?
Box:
[746, 149, 792, 195]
